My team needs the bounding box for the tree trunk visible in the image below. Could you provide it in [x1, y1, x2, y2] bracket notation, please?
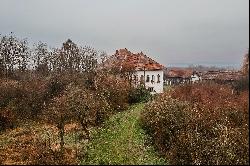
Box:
[58, 117, 65, 152]
[80, 120, 90, 139]
[59, 127, 64, 151]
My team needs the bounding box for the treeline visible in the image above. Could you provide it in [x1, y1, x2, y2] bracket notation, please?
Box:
[0, 33, 108, 78]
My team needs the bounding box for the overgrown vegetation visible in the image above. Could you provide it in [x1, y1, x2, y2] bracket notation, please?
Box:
[0, 121, 84, 165]
[0, 34, 134, 164]
[141, 82, 249, 165]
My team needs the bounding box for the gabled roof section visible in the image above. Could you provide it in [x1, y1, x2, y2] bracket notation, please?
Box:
[166, 69, 194, 78]
[108, 48, 164, 71]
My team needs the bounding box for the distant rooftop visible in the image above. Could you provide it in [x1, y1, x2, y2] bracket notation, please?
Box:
[165, 69, 194, 78]
[202, 70, 244, 81]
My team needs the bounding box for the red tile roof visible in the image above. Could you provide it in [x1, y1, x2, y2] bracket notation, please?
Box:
[103, 48, 164, 71]
[166, 69, 194, 78]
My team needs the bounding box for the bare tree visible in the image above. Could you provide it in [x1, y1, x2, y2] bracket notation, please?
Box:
[32, 41, 50, 75]
[48, 39, 98, 74]
[44, 93, 73, 152]
[0, 33, 29, 77]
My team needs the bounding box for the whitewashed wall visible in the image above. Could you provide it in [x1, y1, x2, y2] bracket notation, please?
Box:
[134, 70, 164, 94]
[191, 74, 201, 83]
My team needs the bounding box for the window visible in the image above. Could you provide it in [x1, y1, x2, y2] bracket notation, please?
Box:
[140, 75, 144, 83]
[146, 75, 150, 82]
[133, 75, 137, 81]
[148, 87, 154, 92]
[151, 75, 155, 83]
[135, 75, 138, 82]
[157, 74, 160, 83]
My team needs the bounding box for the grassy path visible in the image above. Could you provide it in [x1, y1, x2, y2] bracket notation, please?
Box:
[81, 103, 167, 165]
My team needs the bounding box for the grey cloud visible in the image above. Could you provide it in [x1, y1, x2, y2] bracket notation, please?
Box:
[0, 0, 249, 68]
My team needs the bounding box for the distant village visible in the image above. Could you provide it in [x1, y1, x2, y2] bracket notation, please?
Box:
[164, 67, 244, 85]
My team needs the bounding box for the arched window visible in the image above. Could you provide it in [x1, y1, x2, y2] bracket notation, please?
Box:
[157, 74, 160, 83]
[148, 87, 154, 92]
[146, 75, 150, 82]
[151, 75, 155, 83]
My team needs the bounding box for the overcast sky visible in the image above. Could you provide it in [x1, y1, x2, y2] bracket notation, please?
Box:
[0, 0, 249, 68]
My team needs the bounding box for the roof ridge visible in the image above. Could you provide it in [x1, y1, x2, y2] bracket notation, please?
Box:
[109, 48, 164, 71]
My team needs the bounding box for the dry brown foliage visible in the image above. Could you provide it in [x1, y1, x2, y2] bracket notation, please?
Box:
[0, 126, 77, 165]
[141, 83, 249, 165]
[95, 71, 131, 111]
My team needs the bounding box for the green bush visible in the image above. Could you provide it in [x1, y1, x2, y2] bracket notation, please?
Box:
[128, 86, 152, 104]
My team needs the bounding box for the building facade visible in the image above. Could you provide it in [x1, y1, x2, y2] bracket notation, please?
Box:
[103, 48, 165, 94]
[133, 70, 164, 94]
